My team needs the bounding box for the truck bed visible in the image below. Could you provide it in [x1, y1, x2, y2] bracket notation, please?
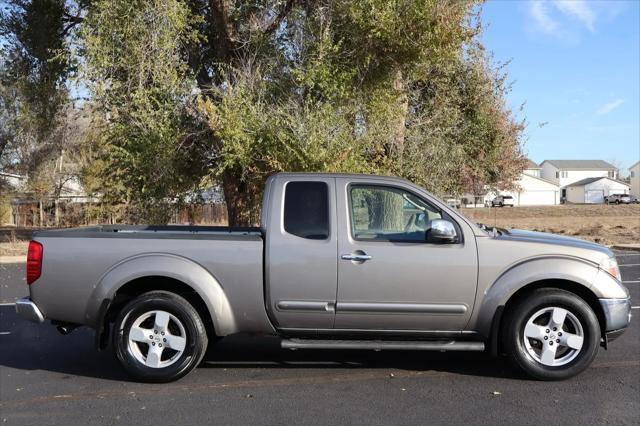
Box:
[30, 224, 270, 333]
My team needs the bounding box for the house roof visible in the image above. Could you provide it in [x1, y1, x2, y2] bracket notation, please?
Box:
[521, 172, 559, 187]
[524, 159, 541, 169]
[541, 159, 617, 170]
[566, 177, 630, 188]
[630, 161, 640, 170]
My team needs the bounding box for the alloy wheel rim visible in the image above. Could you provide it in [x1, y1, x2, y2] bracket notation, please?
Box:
[523, 306, 584, 367]
[127, 310, 187, 369]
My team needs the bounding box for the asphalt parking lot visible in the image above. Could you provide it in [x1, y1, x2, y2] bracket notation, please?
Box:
[1, 251, 639, 425]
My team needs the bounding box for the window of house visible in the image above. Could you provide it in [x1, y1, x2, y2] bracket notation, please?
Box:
[561, 171, 569, 178]
[555, 171, 559, 178]
[632, 171, 636, 178]
[283, 181, 329, 240]
[349, 185, 442, 242]
[608, 171, 616, 178]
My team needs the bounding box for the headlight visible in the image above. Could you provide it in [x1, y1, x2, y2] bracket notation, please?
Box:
[600, 256, 622, 282]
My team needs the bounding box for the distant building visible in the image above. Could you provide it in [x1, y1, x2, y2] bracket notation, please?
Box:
[523, 159, 541, 177]
[565, 177, 630, 204]
[540, 160, 618, 201]
[513, 159, 560, 205]
[630, 161, 640, 199]
[463, 159, 560, 207]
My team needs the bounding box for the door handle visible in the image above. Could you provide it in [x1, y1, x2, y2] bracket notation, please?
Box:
[341, 253, 372, 262]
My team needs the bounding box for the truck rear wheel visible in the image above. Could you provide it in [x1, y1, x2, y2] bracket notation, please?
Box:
[113, 291, 208, 382]
[503, 288, 600, 380]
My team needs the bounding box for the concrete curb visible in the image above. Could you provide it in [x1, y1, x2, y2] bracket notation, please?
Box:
[0, 256, 25, 264]
[611, 245, 640, 252]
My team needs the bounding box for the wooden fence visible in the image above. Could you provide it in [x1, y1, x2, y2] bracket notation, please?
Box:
[7, 199, 229, 227]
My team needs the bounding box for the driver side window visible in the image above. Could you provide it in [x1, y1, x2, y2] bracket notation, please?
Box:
[350, 185, 442, 242]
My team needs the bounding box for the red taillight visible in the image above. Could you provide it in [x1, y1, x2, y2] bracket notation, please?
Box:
[26, 241, 43, 285]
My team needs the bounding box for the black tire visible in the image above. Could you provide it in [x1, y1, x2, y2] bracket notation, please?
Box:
[503, 288, 600, 380]
[113, 291, 208, 383]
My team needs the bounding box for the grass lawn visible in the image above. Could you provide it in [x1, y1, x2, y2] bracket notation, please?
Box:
[461, 204, 640, 246]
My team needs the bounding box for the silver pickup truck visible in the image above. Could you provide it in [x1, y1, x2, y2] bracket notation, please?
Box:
[16, 173, 631, 382]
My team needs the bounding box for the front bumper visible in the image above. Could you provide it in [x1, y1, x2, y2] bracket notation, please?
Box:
[15, 298, 45, 323]
[599, 298, 632, 332]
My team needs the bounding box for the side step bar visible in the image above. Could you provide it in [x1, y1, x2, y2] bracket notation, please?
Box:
[281, 338, 485, 352]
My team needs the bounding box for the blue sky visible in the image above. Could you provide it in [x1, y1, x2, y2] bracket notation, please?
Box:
[481, 0, 639, 175]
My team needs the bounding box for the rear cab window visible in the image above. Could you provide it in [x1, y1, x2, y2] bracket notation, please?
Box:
[283, 181, 329, 240]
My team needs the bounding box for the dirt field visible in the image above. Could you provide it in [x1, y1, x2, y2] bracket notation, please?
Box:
[461, 204, 640, 246]
[0, 227, 34, 257]
[1, 204, 638, 256]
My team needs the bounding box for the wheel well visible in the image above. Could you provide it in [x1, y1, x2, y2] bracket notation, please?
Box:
[104, 276, 216, 343]
[493, 279, 605, 354]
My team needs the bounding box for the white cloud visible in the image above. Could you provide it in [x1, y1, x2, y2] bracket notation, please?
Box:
[596, 99, 624, 115]
[553, 0, 596, 32]
[526, 0, 599, 41]
[529, 1, 560, 35]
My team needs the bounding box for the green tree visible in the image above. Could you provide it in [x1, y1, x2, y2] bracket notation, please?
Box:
[195, 0, 525, 224]
[0, 0, 82, 227]
[80, 0, 207, 222]
[0, 0, 71, 140]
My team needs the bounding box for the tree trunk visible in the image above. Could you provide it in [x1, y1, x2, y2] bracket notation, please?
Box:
[221, 169, 258, 227]
[38, 199, 44, 227]
[391, 67, 408, 162]
[382, 68, 409, 231]
[371, 190, 405, 231]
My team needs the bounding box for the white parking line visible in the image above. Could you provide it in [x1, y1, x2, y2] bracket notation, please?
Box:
[623, 281, 640, 284]
[0, 331, 11, 335]
[0, 302, 16, 306]
[619, 264, 640, 267]
[632, 306, 640, 310]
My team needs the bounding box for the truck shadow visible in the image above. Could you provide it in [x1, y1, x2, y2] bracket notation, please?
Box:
[0, 307, 524, 381]
[201, 334, 527, 380]
[0, 306, 129, 381]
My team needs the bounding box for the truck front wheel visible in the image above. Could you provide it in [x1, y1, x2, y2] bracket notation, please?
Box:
[113, 291, 208, 382]
[503, 288, 600, 380]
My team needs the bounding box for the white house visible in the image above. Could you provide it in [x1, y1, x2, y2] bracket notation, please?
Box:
[630, 161, 640, 198]
[565, 177, 630, 204]
[523, 159, 542, 177]
[508, 159, 560, 205]
[540, 160, 618, 201]
[513, 172, 561, 205]
[467, 159, 560, 207]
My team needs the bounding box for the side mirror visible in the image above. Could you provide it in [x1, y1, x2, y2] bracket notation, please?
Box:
[428, 219, 457, 243]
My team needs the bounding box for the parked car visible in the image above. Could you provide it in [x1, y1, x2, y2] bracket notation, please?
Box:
[604, 194, 631, 204]
[444, 197, 461, 210]
[491, 195, 515, 207]
[17, 173, 631, 382]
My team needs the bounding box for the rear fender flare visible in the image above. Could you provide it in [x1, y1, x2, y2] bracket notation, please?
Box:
[85, 253, 237, 335]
